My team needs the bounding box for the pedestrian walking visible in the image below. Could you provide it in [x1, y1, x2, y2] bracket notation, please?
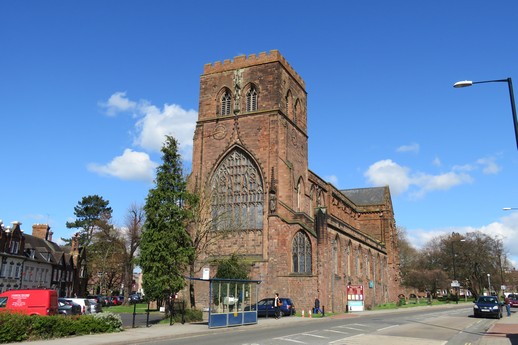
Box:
[274, 293, 282, 319]
[314, 297, 323, 315]
[505, 296, 512, 316]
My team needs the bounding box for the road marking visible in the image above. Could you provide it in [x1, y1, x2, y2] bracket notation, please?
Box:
[273, 337, 306, 344]
[325, 329, 349, 334]
[339, 326, 366, 331]
[377, 324, 399, 332]
[301, 333, 328, 338]
[329, 334, 364, 344]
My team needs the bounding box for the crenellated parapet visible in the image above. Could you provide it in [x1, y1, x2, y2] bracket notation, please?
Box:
[203, 50, 305, 88]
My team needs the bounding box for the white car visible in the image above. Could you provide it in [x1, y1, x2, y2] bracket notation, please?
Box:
[65, 298, 91, 315]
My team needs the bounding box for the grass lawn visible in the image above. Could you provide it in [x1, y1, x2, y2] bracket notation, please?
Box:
[104, 303, 160, 313]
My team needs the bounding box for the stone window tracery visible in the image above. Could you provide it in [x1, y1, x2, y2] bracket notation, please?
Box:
[211, 148, 264, 230]
[246, 86, 257, 112]
[221, 90, 232, 116]
[292, 231, 312, 274]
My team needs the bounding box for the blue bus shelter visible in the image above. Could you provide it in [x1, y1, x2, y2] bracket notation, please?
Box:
[189, 277, 261, 329]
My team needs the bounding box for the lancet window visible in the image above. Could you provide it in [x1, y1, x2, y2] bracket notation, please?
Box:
[246, 86, 257, 112]
[221, 90, 232, 116]
[292, 231, 312, 274]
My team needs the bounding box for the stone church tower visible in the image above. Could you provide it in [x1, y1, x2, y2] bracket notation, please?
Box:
[188, 50, 400, 312]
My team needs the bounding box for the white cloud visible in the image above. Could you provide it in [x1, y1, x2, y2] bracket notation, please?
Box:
[134, 103, 197, 160]
[325, 175, 339, 187]
[88, 149, 158, 182]
[477, 157, 502, 175]
[407, 212, 518, 268]
[364, 159, 473, 197]
[364, 159, 411, 195]
[98, 92, 137, 116]
[410, 171, 473, 198]
[396, 143, 420, 153]
[433, 156, 442, 167]
[97, 92, 197, 168]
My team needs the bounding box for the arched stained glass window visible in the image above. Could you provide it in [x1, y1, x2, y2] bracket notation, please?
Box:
[292, 231, 312, 274]
[246, 86, 257, 112]
[211, 148, 264, 230]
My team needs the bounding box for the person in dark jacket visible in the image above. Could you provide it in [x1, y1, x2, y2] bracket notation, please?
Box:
[314, 297, 323, 315]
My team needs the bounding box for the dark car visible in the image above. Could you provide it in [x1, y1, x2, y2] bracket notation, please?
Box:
[473, 295, 503, 319]
[58, 298, 81, 316]
[244, 297, 295, 317]
[87, 295, 109, 307]
[507, 294, 518, 308]
[129, 293, 142, 304]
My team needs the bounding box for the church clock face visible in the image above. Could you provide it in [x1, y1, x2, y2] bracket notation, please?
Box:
[213, 124, 227, 140]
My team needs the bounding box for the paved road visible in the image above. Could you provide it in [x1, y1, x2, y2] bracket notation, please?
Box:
[7, 304, 517, 345]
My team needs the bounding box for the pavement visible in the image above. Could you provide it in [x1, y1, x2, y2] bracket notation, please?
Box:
[5, 304, 518, 345]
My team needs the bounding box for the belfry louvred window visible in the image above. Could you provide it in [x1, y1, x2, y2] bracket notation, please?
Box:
[246, 86, 257, 112]
[221, 91, 231, 115]
[211, 148, 264, 231]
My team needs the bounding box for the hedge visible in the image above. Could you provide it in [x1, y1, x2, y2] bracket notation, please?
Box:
[0, 312, 123, 343]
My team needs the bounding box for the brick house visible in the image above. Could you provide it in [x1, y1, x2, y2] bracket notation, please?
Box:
[0, 221, 86, 297]
[187, 50, 401, 312]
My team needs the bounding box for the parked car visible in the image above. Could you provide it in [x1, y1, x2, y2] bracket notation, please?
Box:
[109, 296, 124, 305]
[244, 297, 296, 317]
[87, 295, 109, 307]
[0, 289, 58, 316]
[473, 295, 503, 319]
[129, 293, 142, 304]
[87, 298, 102, 314]
[58, 298, 81, 316]
[65, 298, 91, 315]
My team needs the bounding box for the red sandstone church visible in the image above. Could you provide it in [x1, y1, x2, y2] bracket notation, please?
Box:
[187, 50, 401, 312]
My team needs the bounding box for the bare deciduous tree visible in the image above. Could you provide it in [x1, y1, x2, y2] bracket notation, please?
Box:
[121, 203, 144, 304]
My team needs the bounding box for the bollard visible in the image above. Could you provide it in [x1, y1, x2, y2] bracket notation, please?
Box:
[132, 302, 137, 328]
[301, 309, 305, 318]
[322, 305, 325, 317]
[309, 310, 312, 318]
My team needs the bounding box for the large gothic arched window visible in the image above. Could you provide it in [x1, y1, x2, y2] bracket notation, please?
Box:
[292, 231, 312, 274]
[211, 148, 264, 231]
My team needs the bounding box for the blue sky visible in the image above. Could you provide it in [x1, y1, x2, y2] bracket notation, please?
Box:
[2, 1, 518, 266]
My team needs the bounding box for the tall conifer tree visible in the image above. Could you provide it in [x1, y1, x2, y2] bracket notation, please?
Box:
[139, 136, 195, 301]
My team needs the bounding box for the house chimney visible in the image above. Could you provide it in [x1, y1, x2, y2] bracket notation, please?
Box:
[32, 224, 49, 240]
[71, 232, 80, 253]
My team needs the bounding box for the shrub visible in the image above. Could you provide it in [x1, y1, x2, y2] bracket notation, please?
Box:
[0, 313, 31, 343]
[0, 312, 123, 343]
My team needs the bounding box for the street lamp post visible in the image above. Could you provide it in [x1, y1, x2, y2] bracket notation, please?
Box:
[451, 239, 458, 304]
[451, 232, 465, 304]
[487, 273, 491, 296]
[453, 78, 518, 150]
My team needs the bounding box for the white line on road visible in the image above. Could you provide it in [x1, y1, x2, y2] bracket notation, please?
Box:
[273, 337, 306, 344]
[377, 324, 400, 332]
[328, 333, 365, 344]
[301, 333, 328, 338]
[324, 329, 349, 334]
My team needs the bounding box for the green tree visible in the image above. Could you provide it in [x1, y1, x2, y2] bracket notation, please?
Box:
[215, 253, 250, 280]
[138, 136, 195, 302]
[213, 254, 251, 307]
[65, 195, 113, 247]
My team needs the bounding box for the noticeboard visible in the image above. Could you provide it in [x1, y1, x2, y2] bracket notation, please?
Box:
[347, 285, 364, 311]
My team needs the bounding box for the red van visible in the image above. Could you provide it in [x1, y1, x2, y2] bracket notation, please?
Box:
[0, 289, 58, 316]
